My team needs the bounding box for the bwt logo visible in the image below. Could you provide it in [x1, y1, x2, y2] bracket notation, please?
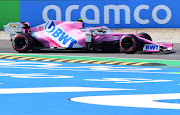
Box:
[42, 4, 172, 25]
[45, 21, 77, 48]
[144, 44, 160, 51]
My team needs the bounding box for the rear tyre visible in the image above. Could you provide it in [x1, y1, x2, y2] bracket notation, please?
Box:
[12, 34, 33, 53]
[120, 34, 140, 54]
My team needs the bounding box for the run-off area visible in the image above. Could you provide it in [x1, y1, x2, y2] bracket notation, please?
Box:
[0, 59, 179, 115]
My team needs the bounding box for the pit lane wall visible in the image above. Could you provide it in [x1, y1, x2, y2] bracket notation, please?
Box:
[0, 0, 179, 29]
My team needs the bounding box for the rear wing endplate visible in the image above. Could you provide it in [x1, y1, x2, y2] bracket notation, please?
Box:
[3, 22, 23, 34]
[3, 22, 23, 41]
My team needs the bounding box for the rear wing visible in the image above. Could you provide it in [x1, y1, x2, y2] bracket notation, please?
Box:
[3, 22, 23, 41]
[3, 22, 23, 33]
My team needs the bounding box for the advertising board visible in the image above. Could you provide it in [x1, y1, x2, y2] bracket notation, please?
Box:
[20, 0, 179, 28]
[0, 0, 179, 29]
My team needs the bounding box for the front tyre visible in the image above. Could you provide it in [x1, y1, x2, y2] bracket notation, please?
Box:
[120, 34, 140, 54]
[12, 34, 33, 53]
[138, 32, 152, 41]
[138, 32, 152, 50]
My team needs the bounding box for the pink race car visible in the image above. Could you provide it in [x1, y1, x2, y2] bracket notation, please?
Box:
[4, 20, 173, 53]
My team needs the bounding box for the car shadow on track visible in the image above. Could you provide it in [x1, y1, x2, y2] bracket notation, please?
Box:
[29, 49, 176, 55]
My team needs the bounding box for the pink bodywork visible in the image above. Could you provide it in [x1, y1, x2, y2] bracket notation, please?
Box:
[29, 21, 128, 48]
[22, 21, 172, 51]
[29, 21, 85, 48]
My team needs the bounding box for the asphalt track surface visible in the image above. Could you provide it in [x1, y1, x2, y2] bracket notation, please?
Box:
[0, 40, 179, 60]
[0, 40, 180, 115]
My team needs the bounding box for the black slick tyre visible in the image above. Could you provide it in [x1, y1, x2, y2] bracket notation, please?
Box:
[12, 34, 33, 53]
[138, 32, 152, 50]
[138, 32, 152, 41]
[120, 34, 140, 54]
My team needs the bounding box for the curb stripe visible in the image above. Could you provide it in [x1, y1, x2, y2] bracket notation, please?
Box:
[41, 58, 58, 62]
[118, 62, 134, 65]
[0, 55, 12, 59]
[66, 60, 84, 63]
[30, 58, 47, 61]
[79, 60, 98, 64]
[17, 57, 36, 60]
[92, 61, 109, 64]
[54, 59, 72, 62]
[131, 62, 148, 66]
[4, 56, 20, 59]
[105, 61, 123, 65]
[0, 55, 166, 66]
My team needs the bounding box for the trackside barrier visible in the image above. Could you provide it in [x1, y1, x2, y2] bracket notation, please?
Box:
[20, 0, 179, 28]
[0, 0, 179, 29]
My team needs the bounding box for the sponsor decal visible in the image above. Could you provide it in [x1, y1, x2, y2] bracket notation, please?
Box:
[42, 4, 172, 25]
[45, 21, 77, 48]
[9, 24, 20, 29]
[20, 1, 180, 28]
[143, 44, 160, 52]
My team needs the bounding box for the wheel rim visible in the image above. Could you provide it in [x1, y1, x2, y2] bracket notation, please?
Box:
[121, 37, 135, 51]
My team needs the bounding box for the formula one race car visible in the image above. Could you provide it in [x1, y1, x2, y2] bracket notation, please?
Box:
[4, 20, 173, 53]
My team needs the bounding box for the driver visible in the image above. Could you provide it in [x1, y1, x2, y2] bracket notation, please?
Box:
[78, 19, 84, 27]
